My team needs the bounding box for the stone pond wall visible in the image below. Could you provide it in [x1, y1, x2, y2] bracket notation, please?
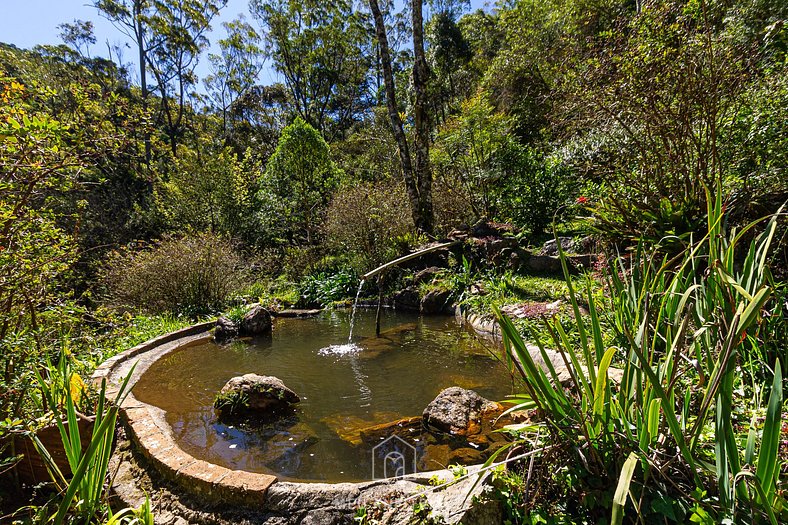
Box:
[94, 322, 504, 524]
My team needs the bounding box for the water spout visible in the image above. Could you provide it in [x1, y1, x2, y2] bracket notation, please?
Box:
[361, 241, 459, 281]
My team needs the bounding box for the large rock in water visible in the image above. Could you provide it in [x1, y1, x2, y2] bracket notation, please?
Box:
[241, 305, 272, 335]
[215, 374, 300, 418]
[214, 316, 239, 342]
[420, 288, 452, 314]
[422, 387, 499, 436]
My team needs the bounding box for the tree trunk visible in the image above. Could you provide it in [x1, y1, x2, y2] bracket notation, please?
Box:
[411, 0, 434, 235]
[368, 0, 428, 233]
[134, 0, 151, 166]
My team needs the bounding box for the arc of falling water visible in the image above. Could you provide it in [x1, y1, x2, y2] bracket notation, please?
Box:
[347, 279, 365, 343]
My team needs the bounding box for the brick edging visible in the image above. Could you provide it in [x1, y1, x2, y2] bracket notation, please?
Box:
[92, 321, 277, 507]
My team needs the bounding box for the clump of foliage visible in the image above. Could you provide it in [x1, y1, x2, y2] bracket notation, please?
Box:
[102, 232, 247, 315]
[324, 180, 414, 272]
[493, 194, 785, 523]
[299, 269, 359, 307]
[213, 390, 250, 416]
[257, 117, 343, 245]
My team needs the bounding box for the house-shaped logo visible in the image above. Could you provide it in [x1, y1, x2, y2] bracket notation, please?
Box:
[371, 435, 417, 479]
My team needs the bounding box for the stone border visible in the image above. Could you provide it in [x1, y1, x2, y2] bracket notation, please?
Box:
[93, 320, 498, 520]
[92, 322, 277, 507]
[455, 305, 501, 343]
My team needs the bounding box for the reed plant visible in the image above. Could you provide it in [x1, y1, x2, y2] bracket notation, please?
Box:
[495, 190, 785, 523]
[29, 353, 141, 524]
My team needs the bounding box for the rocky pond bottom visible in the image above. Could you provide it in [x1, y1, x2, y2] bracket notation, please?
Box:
[132, 310, 517, 482]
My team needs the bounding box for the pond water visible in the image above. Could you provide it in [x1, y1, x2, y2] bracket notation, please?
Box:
[133, 310, 516, 482]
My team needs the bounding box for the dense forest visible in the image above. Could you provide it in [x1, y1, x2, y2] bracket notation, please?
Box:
[1, 0, 786, 523]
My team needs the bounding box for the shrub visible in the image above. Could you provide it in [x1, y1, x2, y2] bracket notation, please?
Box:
[324, 181, 414, 272]
[101, 233, 247, 315]
[496, 146, 577, 234]
[257, 117, 343, 245]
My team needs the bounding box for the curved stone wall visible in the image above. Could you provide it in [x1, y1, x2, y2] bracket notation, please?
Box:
[92, 321, 499, 522]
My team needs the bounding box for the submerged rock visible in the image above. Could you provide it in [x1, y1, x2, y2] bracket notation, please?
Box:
[422, 387, 499, 436]
[241, 305, 272, 335]
[215, 374, 300, 418]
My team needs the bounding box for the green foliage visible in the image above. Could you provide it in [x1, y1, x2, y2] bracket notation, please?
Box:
[258, 117, 343, 245]
[495, 197, 785, 522]
[299, 269, 359, 307]
[213, 390, 249, 415]
[497, 147, 576, 235]
[432, 93, 515, 219]
[156, 140, 258, 238]
[432, 95, 575, 233]
[101, 232, 247, 315]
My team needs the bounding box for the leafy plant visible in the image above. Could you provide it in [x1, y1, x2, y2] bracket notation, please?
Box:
[494, 191, 785, 523]
[31, 353, 135, 524]
[299, 269, 359, 307]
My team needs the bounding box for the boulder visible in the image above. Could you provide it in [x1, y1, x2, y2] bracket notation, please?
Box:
[523, 254, 564, 274]
[540, 237, 575, 256]
[412, 266, 444, 286]
[215, 374, 300, 418]
[240, 305, 272, 335]
[214, 316, 239, 342]
[422, 387, 498, 436]
[420, 289, 453, 315]
[392, 287, 420, 311]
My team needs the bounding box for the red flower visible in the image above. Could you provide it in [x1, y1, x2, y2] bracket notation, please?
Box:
[576, 196, 589, 204]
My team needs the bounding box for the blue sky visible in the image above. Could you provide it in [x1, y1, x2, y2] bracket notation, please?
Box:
[1, 0, 490, 88]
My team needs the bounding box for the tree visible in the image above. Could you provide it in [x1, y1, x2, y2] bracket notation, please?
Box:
[57, 19, 97, 58]
[368, 0, 435, 234]
[250, 0, 372, 139]
[145, 0, 227, 155]
[94, 0, 154, 162]
[96, 0, 227, 156]
[204, 16, 265, 134]
[258, 117, 342, 244]
[411, 0, 434, 235]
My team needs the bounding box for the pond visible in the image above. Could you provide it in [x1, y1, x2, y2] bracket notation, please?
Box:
[133, 310, 516, 482]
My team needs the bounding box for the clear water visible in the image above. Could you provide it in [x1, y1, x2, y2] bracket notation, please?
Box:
[133, 310, 515, 482]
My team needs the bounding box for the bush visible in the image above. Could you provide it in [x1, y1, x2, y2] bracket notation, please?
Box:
[299, 269, 359, 307]
[324, 181, 414, 272]
[101, 233, 247, 315]
[496, 146, 577, 234]
[257, 117, 343, 245]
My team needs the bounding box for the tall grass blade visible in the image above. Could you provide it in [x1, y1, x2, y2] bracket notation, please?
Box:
[611, 452, 638, 525]
[756, 359, 783, 503]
